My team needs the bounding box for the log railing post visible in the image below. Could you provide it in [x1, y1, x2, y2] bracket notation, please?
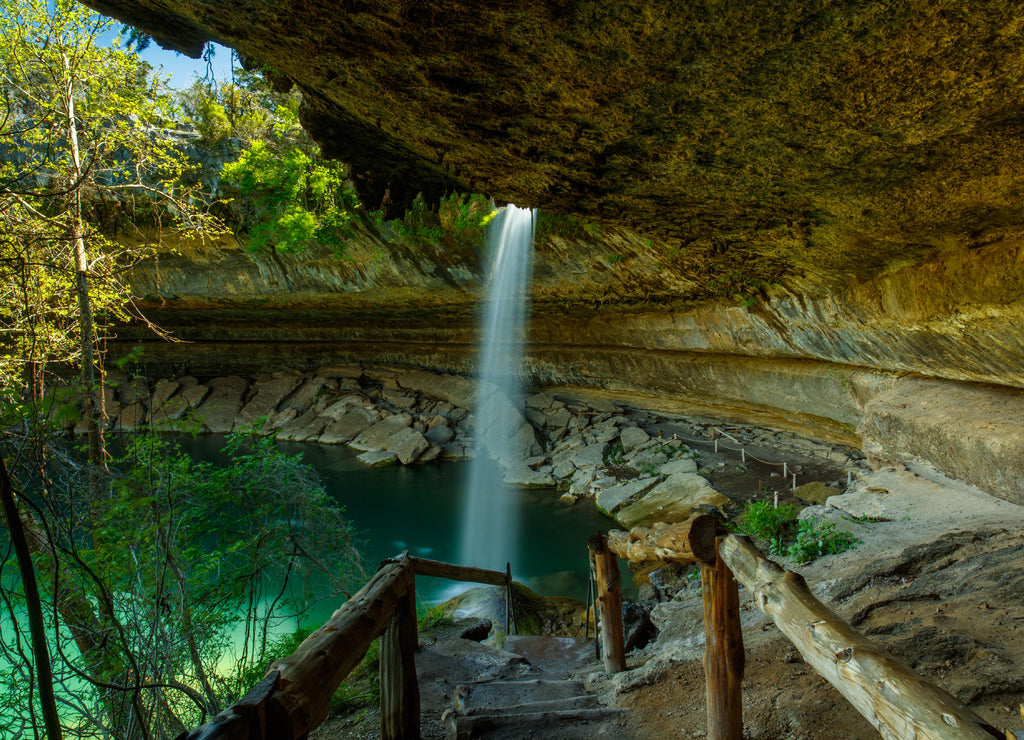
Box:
[380, 567, 419, 740]
[588, 533, 626, 673]
[702, 536, 744, 740]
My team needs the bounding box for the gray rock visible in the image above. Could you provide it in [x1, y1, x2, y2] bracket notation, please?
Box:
[398, 370, 477, 409]
[620, 426, 650, 453]
[277, 409, 329, 441]
[195, 376, 248, 433]
[525, 392, 556, 410]
[595, 477, 662, 514]
[503, 465, 556, 488]
[150, 395, 190, 428]
[357, 450, 398, 467]
[383, 388, 418, 409]
[119, 377, 150, 406]
[419, 444, 443, 463]
[180, 384, 209, 409]
[150, 380, 180, 411]
[234, 374, 303, 430]
[441, 444, 470, 460]
[351, 413, 414, 451]
[281, 377, 335, 412]
[384, 427, 430, 464]
[616, 473, 733, 529]
[117, 403, 147, 430]
[425, 424, 454, 446]
[544, 406, 572, 429]
[175, 375, 199, 387]
[574, 442, 608, 469]
[659, 458, 698, 476]
[320, 409, 377, 444]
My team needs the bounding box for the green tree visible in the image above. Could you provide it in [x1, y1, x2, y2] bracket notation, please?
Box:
[0, 0, 223, 460]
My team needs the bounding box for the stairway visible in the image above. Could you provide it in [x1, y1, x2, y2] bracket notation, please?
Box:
[438, 635, 631, 739]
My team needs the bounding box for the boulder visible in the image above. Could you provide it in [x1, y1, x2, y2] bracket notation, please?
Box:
[620, 426, 650, 453]
[194, 376, 248, 433]
[616, 473, 733, 529]
[503, 465, 556, 488]
[276, 409, 329, 441]
[595, 477, 662, 514]
[383, 426, 430, 464]
[320, 409, 377, 444]
[382, 388, 418, 409]
[350, 413, 414, 451]
[117, 403, 147, 430]
[180, 384, 210, 409]
[398, 370, 477, 409]
[281, 377, 335, 412]
[119, 377, 150, 406]
[357, 450, 398, 467]
[234, 374, 303, 430]
[425, 424, 454, 446]
[659, 457, 698, 476]
[419, 444, 443, 463]
[150, 395, 190, 428]
[150, 380, 180, 411]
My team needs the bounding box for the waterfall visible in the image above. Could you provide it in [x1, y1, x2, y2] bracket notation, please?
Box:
[459, 204, 535, 573]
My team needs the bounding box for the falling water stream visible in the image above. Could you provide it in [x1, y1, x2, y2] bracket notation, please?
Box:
[458, 204, 536, 574]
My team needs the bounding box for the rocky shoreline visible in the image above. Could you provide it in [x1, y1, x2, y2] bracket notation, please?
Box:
[86, 365, 868, 527]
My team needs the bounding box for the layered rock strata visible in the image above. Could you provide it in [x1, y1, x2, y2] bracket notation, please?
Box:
[86, 366, 868, 526]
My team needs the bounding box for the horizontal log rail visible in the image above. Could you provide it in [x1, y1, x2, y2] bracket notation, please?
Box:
[178, 553, 516, 740]
[604, 523, 1009, 740]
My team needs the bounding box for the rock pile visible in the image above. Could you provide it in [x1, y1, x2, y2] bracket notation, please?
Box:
[77, 365, 863, 526]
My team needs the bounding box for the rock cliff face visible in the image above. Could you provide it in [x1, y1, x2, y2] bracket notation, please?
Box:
[83, 0, 1024, 503]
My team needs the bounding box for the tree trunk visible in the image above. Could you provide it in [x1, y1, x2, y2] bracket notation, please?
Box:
[0, 457, 63, 740]
[380, 569, 419, 740]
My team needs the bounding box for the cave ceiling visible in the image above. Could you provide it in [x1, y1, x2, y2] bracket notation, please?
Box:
[83, 0, 1024, 291]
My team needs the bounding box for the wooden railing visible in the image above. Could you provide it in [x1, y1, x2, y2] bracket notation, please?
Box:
[177, 553, 516, 740]
[600, 514, 1007, 740]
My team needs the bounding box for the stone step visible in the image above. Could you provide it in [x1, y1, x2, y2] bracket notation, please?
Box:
[453, 678, 590, 711]
[443, 705, 629, 740]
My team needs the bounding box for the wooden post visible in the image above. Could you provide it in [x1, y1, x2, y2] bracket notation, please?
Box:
[719, 534, 1004, 740]
[588, 534, 626, 673]
[702, 537, 744, 740]
[380, 568, 420, 740]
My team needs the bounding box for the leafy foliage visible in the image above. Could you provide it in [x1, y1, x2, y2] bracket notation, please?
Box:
[737, 501, 859, 563]
[0, 427, 364, 738]
[221, 139, 360, 253]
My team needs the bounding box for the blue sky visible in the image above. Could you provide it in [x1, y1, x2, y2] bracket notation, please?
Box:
[137, 41, 235, 89]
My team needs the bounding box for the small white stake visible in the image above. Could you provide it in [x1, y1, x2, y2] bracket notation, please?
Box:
[773, 491, 779, 508]
[792, 473, 797, 491]
[847, 470, 852, 486]
[741, 448, 746, 463]
[783, 461, 787, 477]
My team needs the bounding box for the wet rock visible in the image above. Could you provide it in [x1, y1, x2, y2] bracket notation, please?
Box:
[357, 450, 398, 466]
[280, 377, 335, 412]
[503, 465, 556, 488]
